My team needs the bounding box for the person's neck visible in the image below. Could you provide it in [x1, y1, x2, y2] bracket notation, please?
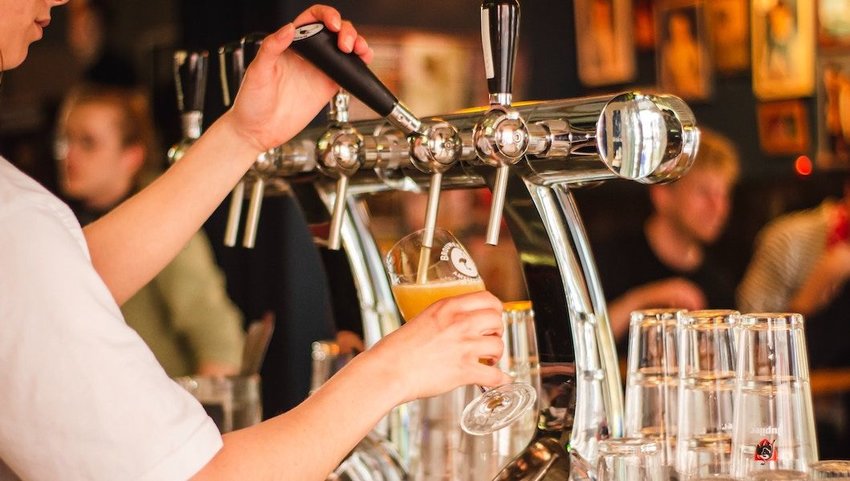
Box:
[645, 214, 703, 272]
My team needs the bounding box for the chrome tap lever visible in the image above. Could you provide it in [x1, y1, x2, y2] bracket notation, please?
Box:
[409, 122, 462, 249]
[243, 176, 265, 248]
[168, 50, 209, 163]
[476, 0, 527, 246]
[316, 91, 363, 250]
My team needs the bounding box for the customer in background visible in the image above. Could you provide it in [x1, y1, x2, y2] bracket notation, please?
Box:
[738, 172, 850, 369]
[593, 128, 741, 353]
[56, 84, 245, 377]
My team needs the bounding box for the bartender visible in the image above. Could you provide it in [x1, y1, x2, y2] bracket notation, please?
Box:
[0, 3, 510, 480]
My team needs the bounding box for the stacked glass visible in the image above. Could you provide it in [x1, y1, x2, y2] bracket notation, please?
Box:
[624, 309, 681, 473]
[730, 313, 818, 479]
[676, 309, 740, 480]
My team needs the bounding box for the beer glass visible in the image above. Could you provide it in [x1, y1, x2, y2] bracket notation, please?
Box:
[624, 309, 681, 470]
[385, 228, 536, 436]
[676, 310, 739, 480]
[730, 313, 818, 478]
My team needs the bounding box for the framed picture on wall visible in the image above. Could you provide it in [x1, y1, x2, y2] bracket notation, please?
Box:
[707, 0, 750, 74]
[634, 0, 656, 51]
[751, 0, 815, 100]
[818, 0, 850, 47]
[655, 0, 713, 100]
[816, 54, 850, 169]
[757, 100, 810, 155]
[574, 0, 636, 87]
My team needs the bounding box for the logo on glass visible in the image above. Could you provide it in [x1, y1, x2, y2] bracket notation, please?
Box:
[754, 438, 777, 464]
[441, 242, 479, 278]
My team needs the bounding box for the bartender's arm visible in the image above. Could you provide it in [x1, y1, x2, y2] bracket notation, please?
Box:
[83, 6, 373, 305]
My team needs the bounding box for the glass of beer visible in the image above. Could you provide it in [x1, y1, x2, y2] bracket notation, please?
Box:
[385, 227, 536, 435]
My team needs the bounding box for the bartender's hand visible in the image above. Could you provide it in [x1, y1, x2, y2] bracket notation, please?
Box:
[225, 5, 373, 153]
[365, 291, 512, 403]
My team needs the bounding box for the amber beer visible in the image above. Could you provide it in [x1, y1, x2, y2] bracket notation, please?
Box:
[391, 277, 486, 321]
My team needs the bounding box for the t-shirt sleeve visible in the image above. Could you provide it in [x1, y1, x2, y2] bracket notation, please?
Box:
[0, 206, 222, 481]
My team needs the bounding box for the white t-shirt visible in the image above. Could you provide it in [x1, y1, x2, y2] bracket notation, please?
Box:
[0, 158, 222, 480]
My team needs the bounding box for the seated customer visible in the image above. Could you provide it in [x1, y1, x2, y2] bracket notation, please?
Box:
[593, 128, 740, 352]
[738, 172, 850, 368]
[56, 84, 245, 377]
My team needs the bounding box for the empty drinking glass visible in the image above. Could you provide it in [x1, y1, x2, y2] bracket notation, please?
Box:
[596, 438, 665, 481]
[676, 309, 739, 480]
[624, 309, 681, 469]
[730, 313, 818, 479]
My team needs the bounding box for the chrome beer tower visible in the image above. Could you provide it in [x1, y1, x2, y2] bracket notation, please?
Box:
[218, 1, 699, 478]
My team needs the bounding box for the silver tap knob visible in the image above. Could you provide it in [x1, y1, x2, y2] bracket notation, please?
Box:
[167, 50, 208, 164]
[476, 0, 525, 246]
[316, 91, 363, 250]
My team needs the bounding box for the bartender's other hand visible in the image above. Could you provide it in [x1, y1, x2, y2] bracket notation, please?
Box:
[368, 290, 511, 404]
[227, 5, 373, 153]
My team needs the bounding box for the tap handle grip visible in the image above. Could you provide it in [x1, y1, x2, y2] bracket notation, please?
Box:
[241, 32, 266, 66]
[174, 50, 209, 113]
[291, 23, 396, 117]
[481, 0, 520, 101]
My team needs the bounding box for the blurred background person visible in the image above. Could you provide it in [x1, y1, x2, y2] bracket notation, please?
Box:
[55, 84, 245, 377]
[738, 172, 850, 368]
[593, 128, 741, 353]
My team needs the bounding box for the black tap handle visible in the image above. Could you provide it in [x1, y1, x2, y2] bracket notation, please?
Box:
[290, 23, 397, 117]
[481, 0, 520, 98]
[174, 50, 209, 113]
[241, 32, 266, 66]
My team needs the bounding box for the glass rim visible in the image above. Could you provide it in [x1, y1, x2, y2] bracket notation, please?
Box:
[598, 437, 660, 455]
[629, 308, 683, 327]
[810, 459, 850, 473]
[678, 309, 740, 327]
[386, 226, 451, 253]
[738, 312, 804, 329]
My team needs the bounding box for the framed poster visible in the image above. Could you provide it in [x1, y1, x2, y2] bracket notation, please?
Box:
[575, 0, 637, 87]
[707, 0, 750, 74]
[656, 0, 713, 100]
[816, 54, 850, 169]
[751, 0, 815, 100]
[634, 0, 656, 51]
[818, 0, 850, 48]
[757, 100, 810, 155]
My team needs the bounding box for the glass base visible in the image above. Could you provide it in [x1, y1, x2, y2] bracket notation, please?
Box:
[460, 382, 537, 435]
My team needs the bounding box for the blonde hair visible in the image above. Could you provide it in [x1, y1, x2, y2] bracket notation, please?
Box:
[689, 127, 740, 183]
[59, 84, 159, 183]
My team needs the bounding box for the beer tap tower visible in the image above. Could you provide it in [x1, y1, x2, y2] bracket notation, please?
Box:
[213, 1, 699, 478]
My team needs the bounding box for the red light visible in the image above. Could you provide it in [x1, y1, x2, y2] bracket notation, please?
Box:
[795, 155, 813, 176]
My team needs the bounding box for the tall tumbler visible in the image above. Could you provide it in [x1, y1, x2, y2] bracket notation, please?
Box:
[624, 309, 681, 469]
[730, 313, 818, 479]
[676, 309, 739, 480]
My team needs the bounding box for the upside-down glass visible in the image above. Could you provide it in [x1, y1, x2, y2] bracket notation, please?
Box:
[730, 313, 818, 479]
[596, 437, 665, 481]
[385, 228, 536, 436]
[676, 310, 739, 480]
[624, 309, 681, 470]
